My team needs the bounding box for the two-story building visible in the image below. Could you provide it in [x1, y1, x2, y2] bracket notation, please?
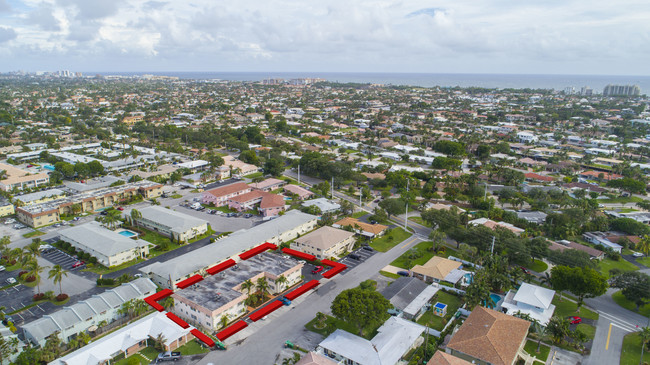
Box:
[201, 182, 251, 206]
[130, 206, 209, 243]
[291, 226, 355, 260]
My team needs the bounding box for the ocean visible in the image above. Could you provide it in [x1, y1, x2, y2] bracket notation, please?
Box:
[96, 72, 650, 93]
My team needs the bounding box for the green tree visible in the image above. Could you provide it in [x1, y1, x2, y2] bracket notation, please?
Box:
[219, 314, 230, 329]
[551, 266, 608, 310]
[275, 275, 288, 292]
[609, 271, 650, 311]
[0, 235, 10, 254]
[263, 158, 285, 176]
[639, 235, 650, 257]
[546, 316, 570, 345]
[464, 268, 493, 309]
[153, 332, 167, 351]
[256, 277, 270, 298]
[378, 198, 406, 218]
[48, 264, 69, 295]
[130, 209, 142, 228]
[331, 288, 391, 336]
[25, 259, 47, 295]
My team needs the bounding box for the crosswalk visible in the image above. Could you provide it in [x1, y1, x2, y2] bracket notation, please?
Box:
[598, 311, 643, 332]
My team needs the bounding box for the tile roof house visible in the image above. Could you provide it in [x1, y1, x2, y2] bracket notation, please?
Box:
[500, 283, 556, 325]
[427, 351, 473, 365]
[468, 218, 525, 235]
[411, 256, 462, 284]
[249, 178, 286, 192]
[291, 226, 355, 260]
[548, 239, 604, 260]
[284, 184, 314, 200]
[201, 181, 251, 206]
[446, 306, 530, 365]
[317, 317, 425, 365]
[333, 217, 388, 238]
[227, 190, 286, 217]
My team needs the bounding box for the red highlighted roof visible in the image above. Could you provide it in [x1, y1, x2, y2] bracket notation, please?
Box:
[239, 242, 278, 260]
[216, 320, 248, 341]
[176, 274, 204, 289]
[322, 265, 346, 279]
[144, 289, 174, 311]
[249, 300, 284, 322]
[166, 312, 189, 329]
[281, 248, 316, 261]
[284, 279, 319, 301]
[191, 328, 215, 347]
[206, 259, 237, 275]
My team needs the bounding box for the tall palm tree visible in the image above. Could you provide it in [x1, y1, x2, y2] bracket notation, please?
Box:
[25, 259, 47, 294]
[0, 235, 10, 254]
[24, 240, 41, 260]
[103, 209, 122, 230]
[275, 275, 288, 292]
[48, 265, 69, 295]
[256, 277, 269, 299]
[241, 279, 254, 296]
[130, 209, 142, 228]
[640, 326, 650, 360]
[218, 314, 230, 329]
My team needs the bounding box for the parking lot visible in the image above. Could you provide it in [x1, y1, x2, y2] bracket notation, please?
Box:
[338, 246, 377, 274]
[41, 247, 85, 271]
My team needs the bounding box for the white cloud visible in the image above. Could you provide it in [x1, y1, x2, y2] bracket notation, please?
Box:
[0, 0, 648, 74]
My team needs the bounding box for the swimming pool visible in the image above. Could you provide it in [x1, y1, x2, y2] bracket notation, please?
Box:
[118, 231, 137, 238]
[434, 302, 447, 310]
[490, 294, 502, 307]
[43, 164, 55, 171]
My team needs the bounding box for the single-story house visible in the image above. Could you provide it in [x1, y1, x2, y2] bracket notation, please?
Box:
[500, 283, 556, 325]
[332, 217, 388, 238]
[446, 306, 530, 365]
[301, 198, 341, 214]
[249, 178, 286, 192]
[411, 256, 463, 284]
[468, 218, 525, 235]
[548, 240, 605, 260]
[380, 277, 439, 320]
[284, 184, 314, 200]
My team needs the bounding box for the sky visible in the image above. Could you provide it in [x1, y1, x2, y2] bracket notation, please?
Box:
[0, 0, 649, 75]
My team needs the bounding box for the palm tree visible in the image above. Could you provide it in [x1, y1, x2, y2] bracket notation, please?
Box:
[77, 332, 91, 347]
[546, 316, 569, 345]
[241, 279, 254, 296]
[0, 235, 10, 254]
[429, 229, 445, 253]
[638, 235, 650, 257]
[256, 277, 270, 299]
[275, 275, 288, 292]
[153, 333, 167, 351]
[218, 314, 230, 329]
[25, 259, 47, 294]
[640, 326, 650, 360]
[48, 265, 69, 295]
[130, 209, 142, 228]
[7, 247, 23, 266]
[315, 312, 327, 328]
[103, 209, 122, 230]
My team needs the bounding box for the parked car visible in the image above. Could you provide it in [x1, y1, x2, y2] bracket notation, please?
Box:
[520, 266, 530, 274]
[570, 316, 582, 324]
[71, 261, 85, 269]
[244, 213, 253, 218]
[361, 245, 374, 252]
[39, 244, 54, 252]
[370, 220, 378, 225]
[633, 252, 644, 258]
[72, 217, 81, 221]
[0, 265, 5, 272]
[156, 351, 181, 362]
[278, 296, 292, 306]
[397, 271, 410, 277]
[117, 207, 124, 211]
[6, 277, 16, 284]
[349, 254, 360, 260]
[311, 266, 324, 274]
[53, 223, 61, 228]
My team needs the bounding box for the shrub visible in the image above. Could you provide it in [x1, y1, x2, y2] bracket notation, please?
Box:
[25, 275, 36, 282]
[55, 294, 69, 302]
[33, 293, 46, 301]
[18, 271, 27, 278]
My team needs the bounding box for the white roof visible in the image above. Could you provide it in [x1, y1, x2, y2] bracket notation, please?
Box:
[59, 221, 149, 257]
[177, 160, 208, 169]
[513, 283, 555, 309]
[50, 312, 192, 365]
[137, 205, 208, 234]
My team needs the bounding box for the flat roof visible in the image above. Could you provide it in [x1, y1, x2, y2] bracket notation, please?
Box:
[175, 252, 301, 311]
[140, 210, 317, 282]
[59, 221, 149, 257]
[137, 206, 208, 234]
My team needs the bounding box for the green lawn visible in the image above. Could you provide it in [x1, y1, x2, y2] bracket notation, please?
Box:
[379, 271, 401, 279]
[188, 228, 216, 243]
[305, 314, 384, 340]
[370, 228, 413, 252]
[114, 346, 159, 365]
[84, 258, 145, 275]
[524, 259, 548, 273]
[22, 230, 45, 238]
[390, 240, 436, 269]
[577, 323, 596, 338]
[170, 194, 183, 199]
[635, 256, 650, 267]
[552, 296, 599, 321]
[599, 196, 643, 204]
[417, 291, 464, 331]
[408, 216, 430, 226]
[176, 339, 210, 355]
[244, 172, 264, 179]
[524, 339, 551, 362]
[621, 332, 650, 365]
[612, 290, 650, 317]
[351, 211, 368, 219]
[597, 258, 639, 278]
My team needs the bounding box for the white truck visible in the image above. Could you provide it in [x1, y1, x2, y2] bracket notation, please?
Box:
[156, 351, 181, 362]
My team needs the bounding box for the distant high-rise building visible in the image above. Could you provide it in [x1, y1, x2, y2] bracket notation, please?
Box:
[603, 84, 641, 96]
[580, 86, 593, 96]
[564, 87, 575, 95]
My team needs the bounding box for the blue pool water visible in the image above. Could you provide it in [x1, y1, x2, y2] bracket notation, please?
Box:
[463, 273, 473, 284]
[434, 302, 447, 310]
[118, 231, 137, 238]
[43, 164, 55, 171]
[490, 294, 502, 306]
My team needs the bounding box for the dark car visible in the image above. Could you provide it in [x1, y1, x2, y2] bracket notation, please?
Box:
[362, 245, 374, 252]
[397, 271, 410, 277]
[520, 266, 530, 274]
[370, 220, 378, 225]
[349, 254, 360, 260]
[244, 213, 253, 218]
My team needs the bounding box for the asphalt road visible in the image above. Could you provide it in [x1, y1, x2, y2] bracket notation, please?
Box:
[197, 235, 424, 365]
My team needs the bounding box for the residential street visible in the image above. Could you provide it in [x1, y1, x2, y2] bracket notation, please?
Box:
[197, 235, 424, 365]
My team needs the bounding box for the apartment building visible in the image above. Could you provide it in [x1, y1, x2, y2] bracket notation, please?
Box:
[201, 181, 251, 206]
[291, 226, 355, 260]
[131, 206, 209, 242]
[0, 162, 50, 192]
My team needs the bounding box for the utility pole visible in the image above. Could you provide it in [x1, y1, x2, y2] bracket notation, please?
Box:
[297, 164, 300, 184]
[359, 186, 362, 207]
[490, 236, 495, 255]
[484, 182, 488, 200]
[331, 177, 334, 199]
[404, 180, 409, 231]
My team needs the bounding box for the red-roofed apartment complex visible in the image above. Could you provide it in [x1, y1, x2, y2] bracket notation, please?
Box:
[201, 182, 251, 206]
[228, 190, 286, 217]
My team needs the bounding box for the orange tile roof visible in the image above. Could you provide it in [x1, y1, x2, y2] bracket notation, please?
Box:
[447, 306, 529, 365]
[334, 217, 388, 235]
[427, 352, 472, 365]
[204, 182, 250, 198]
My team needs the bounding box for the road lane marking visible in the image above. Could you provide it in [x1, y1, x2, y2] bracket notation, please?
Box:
[606, 323, 612, 350]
